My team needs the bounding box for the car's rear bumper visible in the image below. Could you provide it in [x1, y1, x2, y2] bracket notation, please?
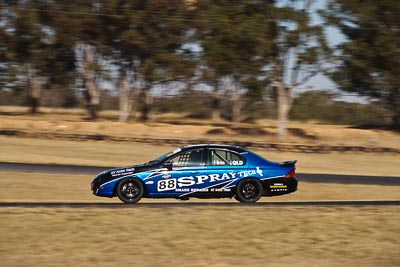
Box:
[261, 177, 298, 196]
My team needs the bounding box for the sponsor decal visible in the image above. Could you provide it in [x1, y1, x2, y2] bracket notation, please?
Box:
[270, 183, 287, 192]
[237, 168, 263, 178]
[176, 188, 190, 192]
[163, 173, 171, 179]
[213, 160, 225, 165]
[111, 167, 135, 177]
[271, 189, 287, 192]
[256, 167, 263, 176]
[156, 168, 263, 192]
[210, 188, 231, 192]
[157, 178, 177, 191]
[177, 188, 220, 193]
[213, 160, 244, 166]
[190, 188, 209, 192]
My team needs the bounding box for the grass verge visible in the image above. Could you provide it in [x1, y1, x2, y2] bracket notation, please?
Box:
[0, 172, 399, 267]
[1, 106, 399, 148]
[0, 206, 399, 267]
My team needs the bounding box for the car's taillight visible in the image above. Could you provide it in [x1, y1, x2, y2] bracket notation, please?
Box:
[284, 169, 296, 178]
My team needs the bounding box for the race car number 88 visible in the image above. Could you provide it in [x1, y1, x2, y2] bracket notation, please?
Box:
[157, 178, 176, 191]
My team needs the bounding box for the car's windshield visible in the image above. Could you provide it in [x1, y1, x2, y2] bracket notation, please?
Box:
[147, 147, 182, 165]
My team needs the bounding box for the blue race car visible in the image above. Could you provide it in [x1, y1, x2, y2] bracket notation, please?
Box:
[91, 144, 298, 203]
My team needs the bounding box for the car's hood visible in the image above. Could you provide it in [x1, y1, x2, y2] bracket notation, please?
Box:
[94, 162, 162, 185]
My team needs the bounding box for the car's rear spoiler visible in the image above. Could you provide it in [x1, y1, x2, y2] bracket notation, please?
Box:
[280, 160, 297, 167]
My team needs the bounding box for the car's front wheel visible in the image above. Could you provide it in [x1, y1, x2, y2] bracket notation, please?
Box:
[117, 178, 144, 204]
[235, 179, 263, 203]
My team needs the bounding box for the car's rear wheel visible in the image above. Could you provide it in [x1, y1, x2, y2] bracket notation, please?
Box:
[117, 178, 144, 204]
[235, 179, 263, 203]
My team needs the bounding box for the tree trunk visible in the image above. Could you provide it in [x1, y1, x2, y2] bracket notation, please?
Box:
[139, 82, 153, 122]
[392, 106, 400, 131]
[211, 81, 221, 120]
[119, 101, 132, 123]
[276, 83, 293, 138]
[231, 94, 241, 123]
[86, 104, 97, 120]
[119, 74, 134, 122]
[211, 97, 221, 120]
[27, 65, 45, 114]
[393, 115, 400, 131]
[230, 78, 242, 123]
[82, 75, 100, 120]
[76, 43, 101, 121]
[118, 72, 144, 122]
[82, 78, 97, 120]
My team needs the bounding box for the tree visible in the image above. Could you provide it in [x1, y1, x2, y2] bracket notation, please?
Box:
[2, 0, 196, 120]
[95, 0, 196, 122]
[290, 90, 384, 125]
[196, 0, 274, 122]
[323, 0, 400, 130]
[1, 1, 75, 113]
[266, 0, 331, 137]
[2, 2, 50, 113]
[290, 90, 335, 121]
[47, 0, 107, 120]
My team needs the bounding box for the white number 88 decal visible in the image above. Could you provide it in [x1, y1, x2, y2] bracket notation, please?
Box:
[157, 178, 177, 191]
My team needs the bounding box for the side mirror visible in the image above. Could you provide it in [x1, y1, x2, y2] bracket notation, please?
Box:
[163, 161, 173, 171]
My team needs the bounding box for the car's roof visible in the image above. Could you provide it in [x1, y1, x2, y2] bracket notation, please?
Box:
[180, 144, 248, 153]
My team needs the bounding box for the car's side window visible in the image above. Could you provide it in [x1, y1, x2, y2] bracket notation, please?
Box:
[170, 149, 205, 167]
[210, 149, 245, 166]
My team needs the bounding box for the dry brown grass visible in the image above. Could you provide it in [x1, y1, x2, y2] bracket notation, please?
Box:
[1, 105, 399, 148]
[0, 206, 399, 267]
[0, 170, 399, 267]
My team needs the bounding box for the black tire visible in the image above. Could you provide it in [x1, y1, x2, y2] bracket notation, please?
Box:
[235, 179, 263, 203]
[116, 178, 144, 204]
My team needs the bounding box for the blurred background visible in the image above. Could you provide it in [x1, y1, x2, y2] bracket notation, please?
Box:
[0, 1, 399, 266]
[0, 0, 398, 132]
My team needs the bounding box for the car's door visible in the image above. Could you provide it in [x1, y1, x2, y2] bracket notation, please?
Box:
[145, 148, 207, 197]
[199, 148, 248, 194]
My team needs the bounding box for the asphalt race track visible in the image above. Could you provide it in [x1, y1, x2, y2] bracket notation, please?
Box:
[1, 161, 399, 185]
[0, 201, 399, 208]
[1, 162, 399, 207]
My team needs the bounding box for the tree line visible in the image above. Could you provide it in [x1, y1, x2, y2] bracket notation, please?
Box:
[0, 0, 398, 133]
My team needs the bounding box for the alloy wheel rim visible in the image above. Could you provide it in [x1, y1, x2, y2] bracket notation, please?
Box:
[242, 183, 257, 199]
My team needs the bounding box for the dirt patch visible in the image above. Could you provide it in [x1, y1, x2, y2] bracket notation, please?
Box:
[288, 127, 318, 140]
[205, 128, 229, 135]
[230, 126, 270, 135]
